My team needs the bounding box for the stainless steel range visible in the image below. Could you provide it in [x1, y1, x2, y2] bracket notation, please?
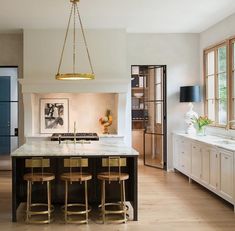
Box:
[51, 133, 99, 141]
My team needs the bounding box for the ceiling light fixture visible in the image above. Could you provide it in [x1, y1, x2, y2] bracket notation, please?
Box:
[56, 0, 95, 80]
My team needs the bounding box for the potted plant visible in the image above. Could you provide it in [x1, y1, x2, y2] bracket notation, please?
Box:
[192, 116, 213, 136]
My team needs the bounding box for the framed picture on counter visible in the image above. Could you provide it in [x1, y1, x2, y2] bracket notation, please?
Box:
[40, 98, 69, 134]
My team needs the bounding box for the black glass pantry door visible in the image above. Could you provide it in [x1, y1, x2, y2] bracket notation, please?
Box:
[144, 66, 167, 169]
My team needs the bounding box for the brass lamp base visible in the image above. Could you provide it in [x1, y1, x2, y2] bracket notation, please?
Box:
[55, 73, 95, 80]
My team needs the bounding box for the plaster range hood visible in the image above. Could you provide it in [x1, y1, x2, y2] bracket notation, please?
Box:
[19, 79, 131, 145]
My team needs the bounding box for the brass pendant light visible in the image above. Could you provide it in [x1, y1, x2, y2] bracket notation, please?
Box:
[56, 0, 95, 80]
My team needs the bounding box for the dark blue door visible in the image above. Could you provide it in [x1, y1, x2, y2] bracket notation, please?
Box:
[0, 77, 11, 155]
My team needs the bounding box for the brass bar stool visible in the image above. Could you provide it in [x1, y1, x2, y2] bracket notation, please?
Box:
[23, 158, 55, 224]
[97, 157, 129, 224]
[60, 157, 92, 224]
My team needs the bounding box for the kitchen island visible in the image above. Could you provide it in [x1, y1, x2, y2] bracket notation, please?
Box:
[11, 141, 139, 222]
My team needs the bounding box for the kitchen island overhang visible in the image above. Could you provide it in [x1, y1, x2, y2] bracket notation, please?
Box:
[11, 141, 139, 222]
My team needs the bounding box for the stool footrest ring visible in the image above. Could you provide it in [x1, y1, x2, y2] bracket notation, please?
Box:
[99, 202, 129, 212]
[26, 218, 54, 224]
[61, 203, 91, 215]
[27, 203, 54, 215]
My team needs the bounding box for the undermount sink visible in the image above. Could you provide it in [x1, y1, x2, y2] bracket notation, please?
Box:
[215, 139, 235, 145]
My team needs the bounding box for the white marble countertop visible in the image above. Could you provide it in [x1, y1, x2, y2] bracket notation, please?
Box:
[173, 131, 235, 152]
[11, 141, 139, 157]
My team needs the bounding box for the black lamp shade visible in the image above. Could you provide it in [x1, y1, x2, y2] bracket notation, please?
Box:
[180, 86, 201, 102]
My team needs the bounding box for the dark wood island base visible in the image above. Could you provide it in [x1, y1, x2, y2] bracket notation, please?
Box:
[12, 154, 138, 222]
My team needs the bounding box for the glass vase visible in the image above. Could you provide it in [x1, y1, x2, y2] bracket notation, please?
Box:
[196, 126, 206, 136]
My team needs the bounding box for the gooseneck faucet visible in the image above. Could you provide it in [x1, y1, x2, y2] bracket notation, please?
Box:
[226, 120, 235, 130]
[74, 121, 76, 144]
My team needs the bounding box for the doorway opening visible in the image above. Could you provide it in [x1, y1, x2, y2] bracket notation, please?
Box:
[131, 65, 167, 169]
[0, 67, 19, 170]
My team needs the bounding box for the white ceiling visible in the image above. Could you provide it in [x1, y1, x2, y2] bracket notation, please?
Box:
[0, 0, 235, 33]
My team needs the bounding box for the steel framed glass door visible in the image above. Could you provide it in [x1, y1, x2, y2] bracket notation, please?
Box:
[0, 67, 19, 157]
[144, 65, 167, 169]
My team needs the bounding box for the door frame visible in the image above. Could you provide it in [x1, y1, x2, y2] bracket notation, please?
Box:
[131, 65, 167, 170]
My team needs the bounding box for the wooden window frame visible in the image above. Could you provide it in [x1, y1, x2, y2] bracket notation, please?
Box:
[229, 37, 235, 129]
[203, 35, 235, 130]
[204, 41, 229, 128]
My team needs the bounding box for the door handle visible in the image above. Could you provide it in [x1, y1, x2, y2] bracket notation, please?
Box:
[14, 128, 18, 137]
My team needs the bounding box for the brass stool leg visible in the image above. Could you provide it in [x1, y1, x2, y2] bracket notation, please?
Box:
[26, 181, 30, 222]
[102, 180, 106, 223]
[120, 180, 123, 206]
[85, 181, 88, 223]
[122, 180, 127, 223]
[29, 181, 32, 219]
[65, 181, 68, 223]
[47, 181, 51, 222]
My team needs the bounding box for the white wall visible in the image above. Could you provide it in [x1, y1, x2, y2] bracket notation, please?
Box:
[127, 33, 201, 170]
[200, 13, 235, 49]
[200, 12, 235, 137]
[22, 29, 131, 145]
[24, 29, 127, 83]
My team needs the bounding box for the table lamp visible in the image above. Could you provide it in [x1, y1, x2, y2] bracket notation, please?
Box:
[180, 86, 201, 134]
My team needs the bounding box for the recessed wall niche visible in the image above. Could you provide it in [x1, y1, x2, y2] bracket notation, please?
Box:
[32, 93, 118, 134]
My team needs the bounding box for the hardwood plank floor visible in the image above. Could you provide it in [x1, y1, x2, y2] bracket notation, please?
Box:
[1, 162, 235, 230]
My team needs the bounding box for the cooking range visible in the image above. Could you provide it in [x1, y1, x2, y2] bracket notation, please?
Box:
[51, 133, 99, 141]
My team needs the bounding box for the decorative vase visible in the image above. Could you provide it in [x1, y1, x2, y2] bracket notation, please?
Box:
[102, 125, 109, 134]
[196, 126, 206, 136]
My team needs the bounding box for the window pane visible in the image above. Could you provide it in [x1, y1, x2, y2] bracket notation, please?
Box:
[218, 46, 226, 73]
[219, 100, 227, 125]
[156, 84, 162, 100]
[218, 73, 227, 99]
[155, 103, 163, 134]
[207, 99, 215, 121]
[156, 103, 162, 124]
[233, 43, 235, 69]
[218, 72, 227, 125]
[207, 75, 215, 99]
[155, 68, 162, 84]
[207, 51, 214, 75]
[144, 133, 163, 168]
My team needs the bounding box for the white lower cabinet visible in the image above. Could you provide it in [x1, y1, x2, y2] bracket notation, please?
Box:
[173, 136, 191, 176]
[201, 147, 210, 185]
[173, 134, 235, 210]
[191, 143, 202, 181]
[209, 148, 219, 190]
[219, 149, 233, 200]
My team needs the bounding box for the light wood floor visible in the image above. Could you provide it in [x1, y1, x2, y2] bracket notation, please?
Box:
[0, 155, 11, 171]
[1, 162, 235, 230]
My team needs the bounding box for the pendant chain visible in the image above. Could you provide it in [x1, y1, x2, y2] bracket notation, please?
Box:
[57, 1, 94, 76]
